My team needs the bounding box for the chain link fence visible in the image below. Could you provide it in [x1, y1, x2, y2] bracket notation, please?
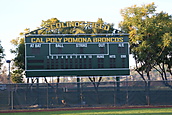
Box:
[1, 80, 172, 110]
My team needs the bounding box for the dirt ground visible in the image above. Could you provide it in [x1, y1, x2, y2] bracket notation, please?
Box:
[1, 105, 172, 113]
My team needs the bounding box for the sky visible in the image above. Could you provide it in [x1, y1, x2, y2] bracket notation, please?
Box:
[0, 0, 171, 68]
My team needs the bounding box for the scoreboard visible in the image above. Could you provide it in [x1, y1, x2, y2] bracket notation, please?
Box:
[25, 34, 130, 77]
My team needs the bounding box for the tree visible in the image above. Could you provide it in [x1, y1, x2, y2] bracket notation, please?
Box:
[119, 3, 172, 105]
[0, 40, 4, 69]
[11, 69, 23, 83]
[10, 37, 25, 83]
[0, 40, 5, 83]
[119, 3, 172, 81]
[0, 66, 8, 83]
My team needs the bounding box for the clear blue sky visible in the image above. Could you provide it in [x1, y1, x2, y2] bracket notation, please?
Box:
[0, 0, 171, 67]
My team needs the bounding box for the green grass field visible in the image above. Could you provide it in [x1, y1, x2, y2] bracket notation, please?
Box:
[1, 107, 172, 115]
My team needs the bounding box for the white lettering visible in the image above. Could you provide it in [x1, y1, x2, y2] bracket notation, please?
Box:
[109, 55, 116, 58]
[121, 55, 126, 58]
[76, 43, 87, 47]
[30, 44, 34, 48]
[55, 44, 64, 47]
[35, 44, 41, 48]
[97, 55, 104, 58]
[98, 43, 105, 47]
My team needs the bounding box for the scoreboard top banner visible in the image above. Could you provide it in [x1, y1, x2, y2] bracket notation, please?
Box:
[25, 34, 129, 43]
[25, 34, 130, 77]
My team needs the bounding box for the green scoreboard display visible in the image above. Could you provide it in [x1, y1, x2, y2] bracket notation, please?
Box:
[25, 34, 130, 77]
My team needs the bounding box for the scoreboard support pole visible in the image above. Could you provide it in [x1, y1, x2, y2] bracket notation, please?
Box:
[55, 77, 60, 105]
[116, 77, 120, 91]
[115, 76, 120, 106]
[77, 77, 81, 104]
[36, 78, 40, 105]
[88, 77, 102, 104]
[26, 77, 40, 105]
[77, 77, 80, 91]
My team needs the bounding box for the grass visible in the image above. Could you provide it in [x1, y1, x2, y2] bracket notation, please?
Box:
[1, 107, 172, 115]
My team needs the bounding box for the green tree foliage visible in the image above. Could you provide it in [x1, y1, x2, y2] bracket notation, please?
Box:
[10, 37, 25, 83]
[119, 3, 172, 81]
[0, 40, 4, 69]
[11, 38, 25, 70]
[11, 69, 23, 83]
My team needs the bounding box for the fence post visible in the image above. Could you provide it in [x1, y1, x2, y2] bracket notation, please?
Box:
[116, 77, 120, 106]
[113, 81, 116, 106]
[11, 90, 13, 110]
[77, 77, 81, 104]
[36, 78, 39, 105]
[46, 83, 49, 108]
[146, 80, 150, 106]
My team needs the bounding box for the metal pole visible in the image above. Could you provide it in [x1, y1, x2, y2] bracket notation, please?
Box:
[9, 62, 10, 82]
[6, 60, 12, 109]
[77, 77, 81, 104]
[6, 60, 11, 83]
[116, 77, 120, 105]
[47, 83, 49, 108]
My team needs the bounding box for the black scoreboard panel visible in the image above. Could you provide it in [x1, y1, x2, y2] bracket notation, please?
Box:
[25, 35, 130, 77]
